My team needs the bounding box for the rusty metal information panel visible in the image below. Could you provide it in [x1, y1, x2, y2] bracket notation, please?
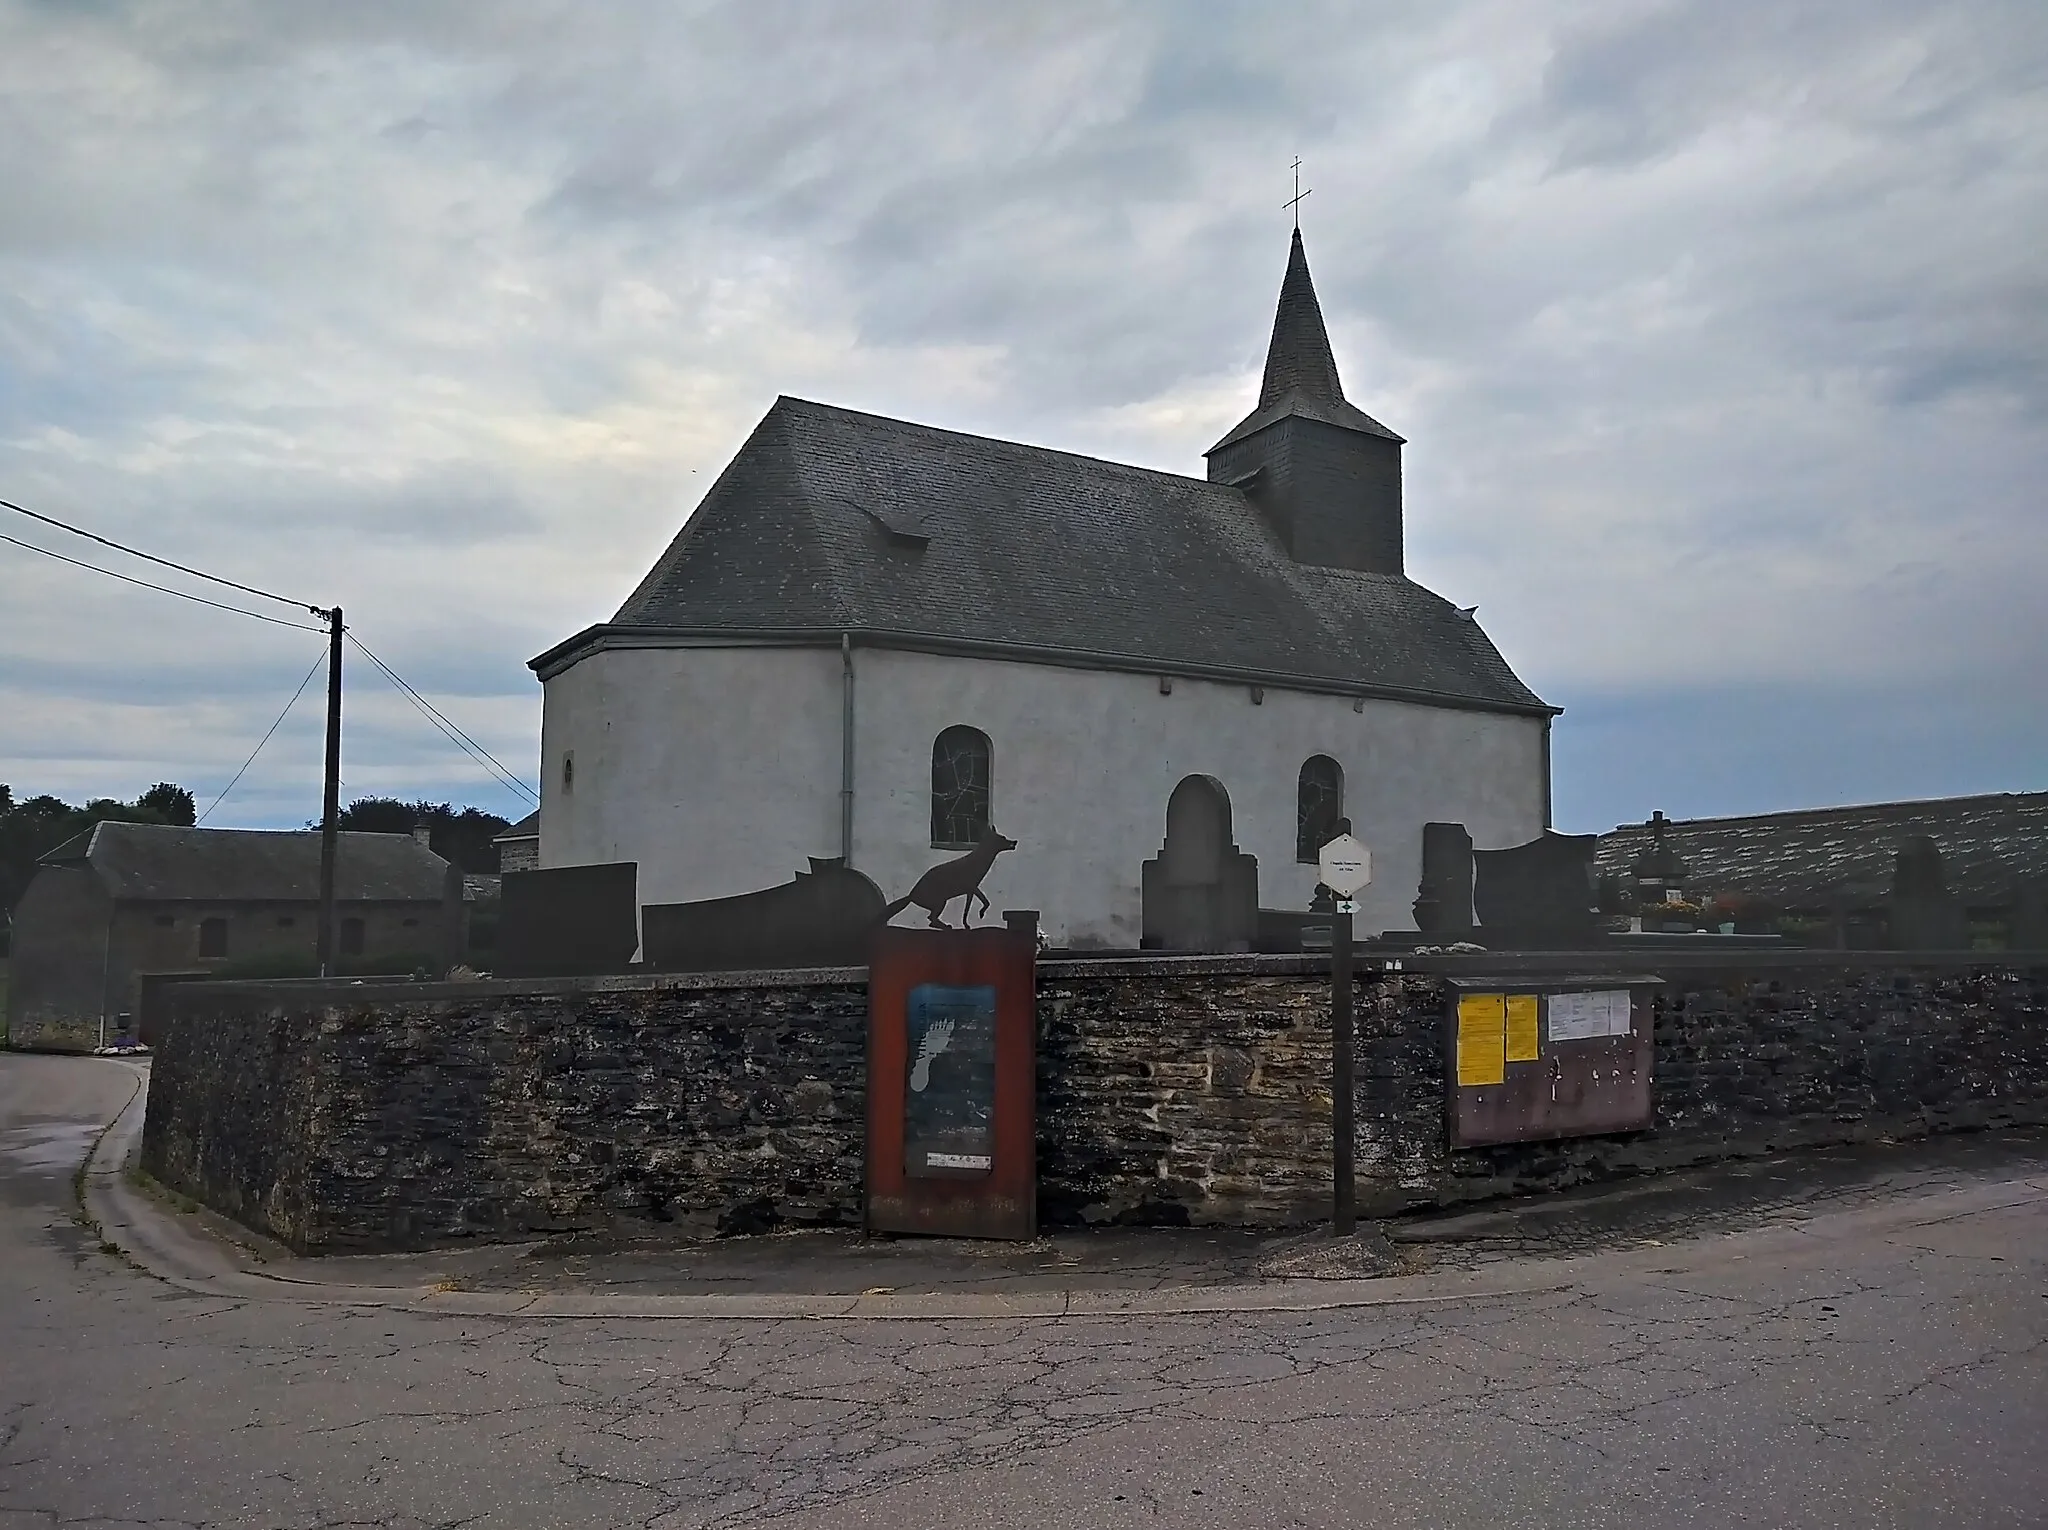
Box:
[1447, 977, 1656, 1147]
[866, 927, 1037, 1239]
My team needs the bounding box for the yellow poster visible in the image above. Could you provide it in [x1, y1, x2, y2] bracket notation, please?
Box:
[1505, 994, 1541, 1063]
[1456, 993, 1506, 1087]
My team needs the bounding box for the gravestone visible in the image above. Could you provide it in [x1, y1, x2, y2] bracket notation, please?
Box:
[2009, 877, 2048, 952]
[1141, 775, 1257, 952]
[642, 858, 885, 972]
[1412, 821, 1476, 937]
[495, 863, 640, 977]
[1472, 831, 1600, 947]
[1885, 835, 1966, 951]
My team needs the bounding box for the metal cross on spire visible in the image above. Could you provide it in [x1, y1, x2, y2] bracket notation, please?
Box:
[1285, 156, 1311, 230]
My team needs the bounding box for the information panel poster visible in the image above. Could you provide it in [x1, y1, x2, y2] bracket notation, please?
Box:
[1455, 993, 1507, 1086]
[903, 983, 997, 1176]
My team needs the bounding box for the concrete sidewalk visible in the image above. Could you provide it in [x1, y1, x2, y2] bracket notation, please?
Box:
[84, 1056, 2048, 1322]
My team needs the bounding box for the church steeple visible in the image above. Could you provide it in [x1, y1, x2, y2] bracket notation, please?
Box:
[1206, 229, 1407, 575]
[1257, 228, 1346, 410]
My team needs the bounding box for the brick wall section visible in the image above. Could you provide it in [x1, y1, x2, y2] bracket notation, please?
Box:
[142, 957, 2048, 1254]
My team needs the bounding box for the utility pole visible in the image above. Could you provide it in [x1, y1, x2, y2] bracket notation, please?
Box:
[315, 605, 343, 977]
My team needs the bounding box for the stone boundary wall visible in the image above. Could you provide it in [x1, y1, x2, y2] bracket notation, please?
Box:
[140, 954, 2048, 1253]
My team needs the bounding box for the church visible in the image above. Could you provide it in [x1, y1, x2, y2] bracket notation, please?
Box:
[528, 229, 1556, 948]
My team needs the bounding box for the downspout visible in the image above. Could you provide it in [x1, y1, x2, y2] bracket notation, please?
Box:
[1541, 715, 1554, 831]
[840, 633, 856, 865]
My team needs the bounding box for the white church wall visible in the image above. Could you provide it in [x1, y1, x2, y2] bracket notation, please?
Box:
[538, 645, 844, 907]
[540, 642, 1546, 947]
[849, 648, 1546, 944]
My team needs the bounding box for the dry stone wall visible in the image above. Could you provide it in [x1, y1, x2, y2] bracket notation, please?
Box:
[141, 957, 2048, 1254]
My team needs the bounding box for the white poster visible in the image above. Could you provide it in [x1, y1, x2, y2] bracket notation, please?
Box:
[1546, 990, 1633, 1042]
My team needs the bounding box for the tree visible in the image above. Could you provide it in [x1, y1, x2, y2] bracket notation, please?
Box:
[138, 782, 197, 826]
[335, 797, 512, 872]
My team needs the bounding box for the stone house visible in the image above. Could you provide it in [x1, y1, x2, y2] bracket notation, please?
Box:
[528, 230, 1556, 946]
[5, 822, 461, 1051]
[492, 812, 539, 874]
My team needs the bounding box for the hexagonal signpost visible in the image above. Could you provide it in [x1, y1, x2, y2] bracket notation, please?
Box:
[1317, 826, 1372, 1234]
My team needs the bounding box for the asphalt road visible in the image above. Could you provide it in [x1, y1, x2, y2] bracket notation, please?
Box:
[2, 1050, 2044, 1529]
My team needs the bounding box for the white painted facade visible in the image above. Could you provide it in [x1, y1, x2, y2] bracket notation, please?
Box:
[539, 642, 1547, 946]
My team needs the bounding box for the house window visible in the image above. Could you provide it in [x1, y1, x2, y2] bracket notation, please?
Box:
[1296, 755, 1344, 863]
[931, 725, 992, 848]
[198, 918, 228, 959]
[340, 918, 366, 958]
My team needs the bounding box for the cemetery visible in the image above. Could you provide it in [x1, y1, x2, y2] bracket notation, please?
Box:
[137, 809, 2048, 1257]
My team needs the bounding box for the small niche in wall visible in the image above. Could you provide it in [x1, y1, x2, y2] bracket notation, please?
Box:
[562, 752, 575, 791]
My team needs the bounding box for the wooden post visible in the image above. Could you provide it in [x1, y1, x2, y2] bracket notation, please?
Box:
[1332, 903, 1355, 1233]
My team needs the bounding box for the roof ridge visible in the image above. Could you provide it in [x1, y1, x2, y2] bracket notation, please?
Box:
[771, 395, 1235, 495]
[1606, 789, 2048, 835]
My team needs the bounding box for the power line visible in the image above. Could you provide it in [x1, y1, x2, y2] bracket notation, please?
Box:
[197, 647, 331, 825]
[2, 495, 329, 617]
[346, 632, 539, 803]
[1, 531, 329, 633]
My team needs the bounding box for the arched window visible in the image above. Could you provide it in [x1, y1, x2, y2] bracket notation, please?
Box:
[1296, 755, 1343, 862]
[931, 726, 992, 848]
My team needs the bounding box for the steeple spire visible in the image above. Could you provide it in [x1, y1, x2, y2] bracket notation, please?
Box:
[1258, 228, 1346, 410]
[1205, 226, 1408, 575]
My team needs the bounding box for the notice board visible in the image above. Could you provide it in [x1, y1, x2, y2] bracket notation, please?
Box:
[1446, 976, 1657, 1147]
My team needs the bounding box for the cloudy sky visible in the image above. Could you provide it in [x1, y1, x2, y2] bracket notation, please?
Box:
[2, 0, 2043, 835]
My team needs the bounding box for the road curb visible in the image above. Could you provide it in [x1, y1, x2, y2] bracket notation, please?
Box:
[81, 1073, 1588, 1321]
[82, 1070, 2048, 1323]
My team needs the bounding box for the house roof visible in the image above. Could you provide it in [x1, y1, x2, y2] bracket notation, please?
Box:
[493, 811, 539, 843]
[37, 822, 453, 904]
[534, 396, 1548, 715]
[1207, 227, 1403, 455]
[1595, 791, 2048, 908]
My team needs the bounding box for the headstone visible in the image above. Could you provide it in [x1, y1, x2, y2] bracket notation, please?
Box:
[495, 862, 639, 977]
[1472, 831, 1600, 948]
[2009, 877, 2048, 952]
[1141, 775, 1257, 952]
[642, 858, 886, 971]
[1412, 822, 1476, 936]
[1885, 835, 1966, 950]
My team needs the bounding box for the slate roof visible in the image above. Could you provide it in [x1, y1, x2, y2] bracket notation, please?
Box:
[1595, 792, 2048, 908]
[537, 398, 1547, 715]
[493, 811, 539, 843]
[1208, 227, 1403, 454]
[37, 823, 453, 904]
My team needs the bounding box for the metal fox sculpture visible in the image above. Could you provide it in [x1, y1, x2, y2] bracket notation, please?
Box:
[880, 828, 1018, 929]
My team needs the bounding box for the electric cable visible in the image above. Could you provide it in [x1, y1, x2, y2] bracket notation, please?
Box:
[1, 531, 329, 633]
[346, 632, 539, 803]
[2, 495, 329, 616]
[196, 647, 331, 825]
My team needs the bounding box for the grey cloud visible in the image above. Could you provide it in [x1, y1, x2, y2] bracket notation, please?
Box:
[2, 0, 2043, 824]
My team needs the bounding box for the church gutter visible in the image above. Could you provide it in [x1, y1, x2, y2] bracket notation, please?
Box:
[528, 624, 1562, 720]
[840, 633, 856, 867]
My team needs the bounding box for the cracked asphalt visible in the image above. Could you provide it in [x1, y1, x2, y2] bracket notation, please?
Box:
[3, 1052, 2045, 1528]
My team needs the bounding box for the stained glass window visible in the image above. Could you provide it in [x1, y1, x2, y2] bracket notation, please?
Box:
[1296, 755, 1343, 862]
[931, 726, 992, 848]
